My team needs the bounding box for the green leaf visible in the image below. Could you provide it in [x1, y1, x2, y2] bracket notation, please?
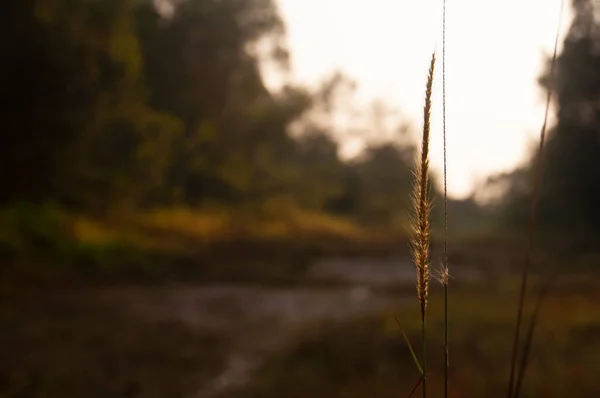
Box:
[395, 316, 423, 375]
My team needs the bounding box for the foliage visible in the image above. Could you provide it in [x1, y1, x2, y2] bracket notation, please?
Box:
[0, 203, 73, 259]
[0, 0, 434, 234]
[491, 0, 600, 237]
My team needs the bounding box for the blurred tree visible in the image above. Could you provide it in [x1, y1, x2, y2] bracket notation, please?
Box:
[0, 0, 180, 212]
[135, 0, 301, 206]
[497, 0, 600, 234]
[0, 0, 430, 232]
[339, 142, 415, 227]
[538, 0, 600, 232]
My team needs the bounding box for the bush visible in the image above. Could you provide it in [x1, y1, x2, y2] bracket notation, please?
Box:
[0, 202, 74, 260]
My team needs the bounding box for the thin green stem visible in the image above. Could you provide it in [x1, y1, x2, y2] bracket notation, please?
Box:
[442, 1, 449, 397]
[444, 283, 448, 398]
[422, 313, 427, 398]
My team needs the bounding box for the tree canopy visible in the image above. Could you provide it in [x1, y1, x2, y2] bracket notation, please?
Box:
[0, 0, 425, 229]
[485, 0, 600, 236]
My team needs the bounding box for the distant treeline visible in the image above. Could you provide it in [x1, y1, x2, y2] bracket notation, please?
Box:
[1, 0, 599, 236]
[0, 0, 433, 230]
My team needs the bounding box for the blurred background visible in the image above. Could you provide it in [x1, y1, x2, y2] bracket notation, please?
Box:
[1, 0, 600, 397]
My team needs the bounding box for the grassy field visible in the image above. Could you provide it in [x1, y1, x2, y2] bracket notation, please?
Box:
[0, 205, 414, 286]
[2, 204, 600, 397]
[236, 275, 600, 398]
[1, 263, 599, 397]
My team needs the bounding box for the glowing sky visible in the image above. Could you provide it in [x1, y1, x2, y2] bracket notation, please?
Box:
[269, 0, 572, 198]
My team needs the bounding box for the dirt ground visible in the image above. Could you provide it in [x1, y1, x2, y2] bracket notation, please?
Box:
[1, 256, 436, 397]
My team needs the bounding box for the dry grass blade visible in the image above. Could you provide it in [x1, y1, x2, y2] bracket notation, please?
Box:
[408, 376, 424, 398]
[506, 1, 565, 397]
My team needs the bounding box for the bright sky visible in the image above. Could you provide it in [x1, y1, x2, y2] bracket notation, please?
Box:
[267, 0, 572, 199]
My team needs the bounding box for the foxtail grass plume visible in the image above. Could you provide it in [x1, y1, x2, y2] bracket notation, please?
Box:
[410, 51, 435, 321]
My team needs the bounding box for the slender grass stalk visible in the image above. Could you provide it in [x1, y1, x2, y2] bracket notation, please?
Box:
[442, 269, 449, 396]
[410, 51, 435, 398]
[421, 318, 427, 398]
[506, 1, 564, 397]
[441, 1, 449, 397]
[513, 271, 556, 398]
